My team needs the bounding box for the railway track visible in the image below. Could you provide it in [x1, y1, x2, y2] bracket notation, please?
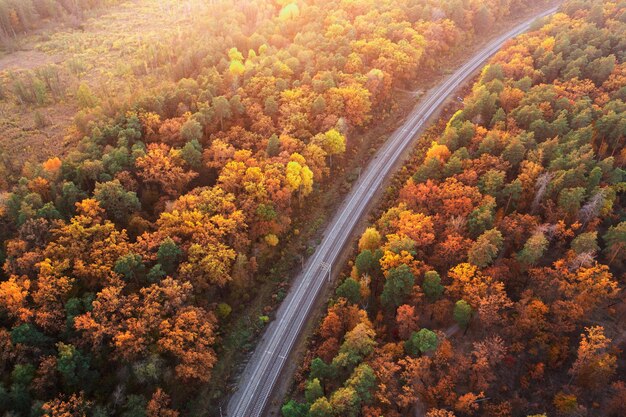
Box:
[226, 6, 560, 416]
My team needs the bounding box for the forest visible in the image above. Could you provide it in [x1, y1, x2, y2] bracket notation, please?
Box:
[285, 1, 626, 416]
[0, 0, 569, 416]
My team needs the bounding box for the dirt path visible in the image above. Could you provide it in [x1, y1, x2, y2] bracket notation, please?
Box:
[0, 50, 62, 71]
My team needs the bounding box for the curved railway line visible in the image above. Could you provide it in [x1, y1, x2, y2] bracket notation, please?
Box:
[227, 6, 560, 416]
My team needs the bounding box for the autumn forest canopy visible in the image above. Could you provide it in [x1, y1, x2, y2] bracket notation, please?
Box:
[0, 0, 624, 416]
[285, 1, 626, 417]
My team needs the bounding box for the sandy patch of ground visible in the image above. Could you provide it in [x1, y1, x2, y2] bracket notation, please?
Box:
[0, 49, 62, 72]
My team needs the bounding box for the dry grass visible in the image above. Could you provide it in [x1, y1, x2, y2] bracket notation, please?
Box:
[0, 0, 211, 169]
